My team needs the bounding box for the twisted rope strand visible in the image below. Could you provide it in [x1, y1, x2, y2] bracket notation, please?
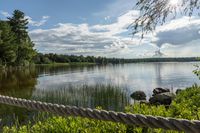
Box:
[0, 95, 200, 132]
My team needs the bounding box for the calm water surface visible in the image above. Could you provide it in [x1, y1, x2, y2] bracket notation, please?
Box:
[0, 62, 199, 127]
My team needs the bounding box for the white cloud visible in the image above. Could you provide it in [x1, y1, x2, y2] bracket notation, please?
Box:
[31, 10, 200, 58]
[30, 10, 141, 57]
[161, 40, 200, 57]
[0, 11, 11, 17]
[42, 16, 50, 19]
[26, 15, 50, 27]
[92, 10, 139, 36]
[152, 16, 200, 48]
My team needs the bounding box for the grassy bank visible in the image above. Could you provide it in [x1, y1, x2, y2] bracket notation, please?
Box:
[0, 62, 96, 70]
[2, 85, 200, 133]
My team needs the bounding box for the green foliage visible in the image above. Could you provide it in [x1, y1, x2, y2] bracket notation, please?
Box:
[8, 10, 36, 65]
[8, 10, 28, 43]
[193, 65, 200, 79]
[169, 84, 200, 120]
[130, 85, 200, 120]
[3, 116, 127, 133]
[125, 85, 200, 132]
[0, 21, 16, 65]
[0, 10, 36, 66]
[3, 85, 200, 133]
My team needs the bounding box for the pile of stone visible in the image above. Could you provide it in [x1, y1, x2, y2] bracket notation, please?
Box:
[149, 88, 175, 105]
[130, 87, 177, 105]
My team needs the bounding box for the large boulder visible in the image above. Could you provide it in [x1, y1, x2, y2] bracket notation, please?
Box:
[130, 91, 146, 101]
[153, 87, 170, 96]
[149, 92, 175, 105]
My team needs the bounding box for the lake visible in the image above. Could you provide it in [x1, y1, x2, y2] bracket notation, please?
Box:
[0, 62, 200, 127]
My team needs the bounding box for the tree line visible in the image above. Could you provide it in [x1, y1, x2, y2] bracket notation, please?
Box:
[34, 53, 200, 65]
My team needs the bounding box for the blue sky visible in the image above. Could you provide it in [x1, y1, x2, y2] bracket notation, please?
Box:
[0, 0, 134, 28]
[1, 0, 200, 58]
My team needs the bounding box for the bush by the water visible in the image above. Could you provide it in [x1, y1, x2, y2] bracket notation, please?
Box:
[3, 85, 200, 133]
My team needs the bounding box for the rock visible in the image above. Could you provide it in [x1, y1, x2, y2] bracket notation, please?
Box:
[176, 89, 182, 95]
[130, 91, 146, 101]
[153, 87, 170, 96]
[149, 92, 175, 105]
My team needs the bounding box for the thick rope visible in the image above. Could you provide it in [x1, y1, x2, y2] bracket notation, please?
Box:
[0, 95, 200, 132]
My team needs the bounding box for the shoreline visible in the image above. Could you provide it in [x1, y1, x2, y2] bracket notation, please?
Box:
[35, 62, 97, 67]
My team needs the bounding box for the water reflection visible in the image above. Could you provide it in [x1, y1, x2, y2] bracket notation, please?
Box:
[35, 62, 200, 96]
[0, 67, 37, 97]
[0, 67, 38, 128]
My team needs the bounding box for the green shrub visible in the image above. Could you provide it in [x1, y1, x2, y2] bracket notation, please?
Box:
[126, 84, 200, 119]
[169, 84, 200, 120]
[3, 116, 127, 133]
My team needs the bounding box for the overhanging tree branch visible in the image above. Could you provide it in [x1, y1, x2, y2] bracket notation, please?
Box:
[131, 0, 200, 37]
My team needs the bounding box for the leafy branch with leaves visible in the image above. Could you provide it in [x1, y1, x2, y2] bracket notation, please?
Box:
[131, 0, 200, 37]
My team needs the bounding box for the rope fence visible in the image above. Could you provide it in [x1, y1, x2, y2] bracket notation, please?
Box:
[0, 94, 200, 132]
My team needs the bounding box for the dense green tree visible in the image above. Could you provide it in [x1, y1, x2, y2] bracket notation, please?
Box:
[16, 37, 36, 65]
[8, 10, 36, 65]
[0, 21, 16, 65]
[8, 10, 28, 43]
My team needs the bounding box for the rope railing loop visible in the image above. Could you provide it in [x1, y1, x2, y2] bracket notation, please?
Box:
[0, 94, 200, 132]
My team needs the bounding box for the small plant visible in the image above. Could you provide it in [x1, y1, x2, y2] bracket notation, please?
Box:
[193, 65, 200, 79]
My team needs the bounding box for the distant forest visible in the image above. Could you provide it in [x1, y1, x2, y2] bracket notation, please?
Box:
[35, 53, 200, 64]
[0, 10, 200, 66]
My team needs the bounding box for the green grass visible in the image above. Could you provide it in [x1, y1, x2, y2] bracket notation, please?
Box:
[3, 85, 200, 133]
